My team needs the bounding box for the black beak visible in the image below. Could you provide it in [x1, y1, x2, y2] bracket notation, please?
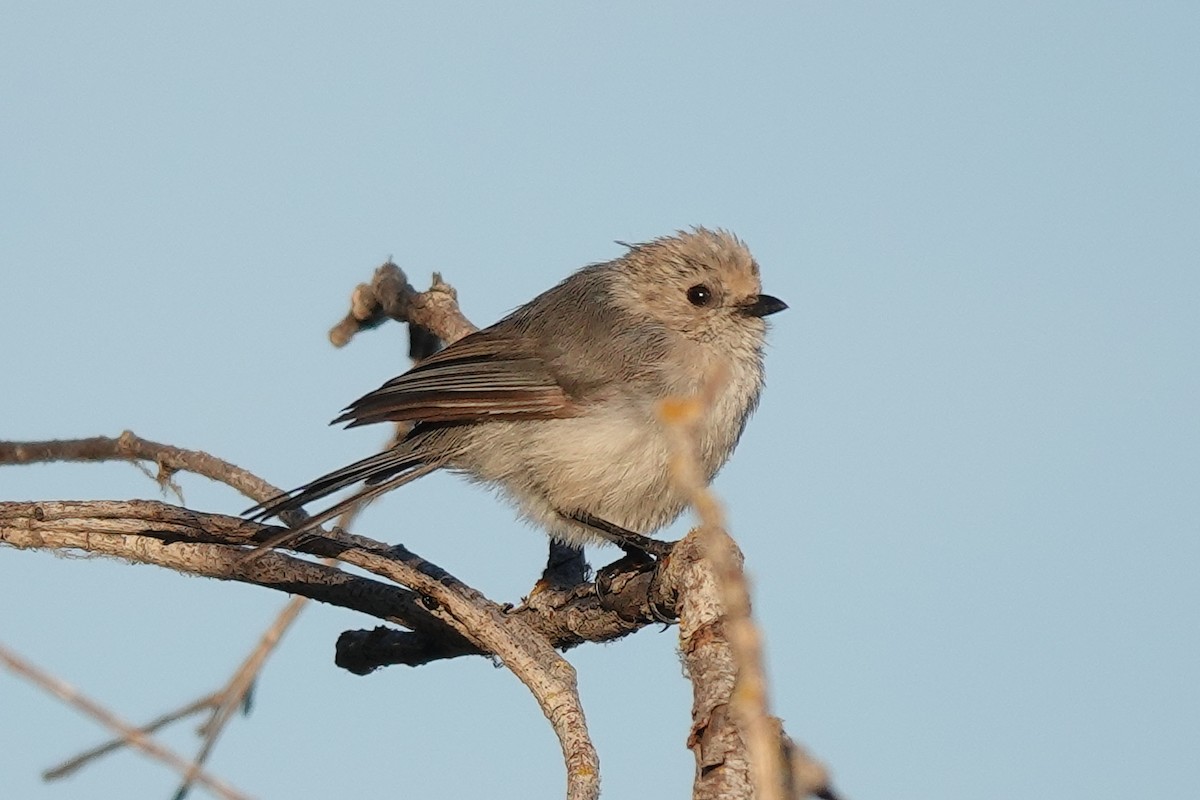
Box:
[741, 294, 788, 318]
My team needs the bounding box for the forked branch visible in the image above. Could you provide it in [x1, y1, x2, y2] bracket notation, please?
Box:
[1, 260, 836, 800]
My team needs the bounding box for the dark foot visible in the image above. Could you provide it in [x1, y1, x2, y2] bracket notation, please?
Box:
[595, 550, 657, 602]
[594, 550, 677, 624]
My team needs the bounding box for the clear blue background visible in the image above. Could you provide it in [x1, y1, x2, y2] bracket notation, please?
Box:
[3, 3, 1197, 798]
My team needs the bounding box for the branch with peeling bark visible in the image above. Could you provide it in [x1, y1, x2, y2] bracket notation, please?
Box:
[1, 261, 836, 800]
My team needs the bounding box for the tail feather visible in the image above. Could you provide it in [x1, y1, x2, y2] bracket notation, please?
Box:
[273, 462, 439, 537]
[245, 446, 434, 525]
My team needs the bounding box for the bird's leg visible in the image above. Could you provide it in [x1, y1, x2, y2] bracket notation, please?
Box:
[567, 511, 675, 558]
[541, 540, 590, 589]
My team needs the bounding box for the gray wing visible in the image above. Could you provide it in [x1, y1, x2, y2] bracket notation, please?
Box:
[245, 324, 580, 527]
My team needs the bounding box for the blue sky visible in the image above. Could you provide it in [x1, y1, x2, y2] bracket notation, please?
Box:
[2, 4, 1197, 798]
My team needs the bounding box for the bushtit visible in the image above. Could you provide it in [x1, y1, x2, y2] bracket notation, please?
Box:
[247, 228, 786, 555]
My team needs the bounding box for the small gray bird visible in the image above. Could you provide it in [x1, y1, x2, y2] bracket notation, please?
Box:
[247, 228, 786, 555]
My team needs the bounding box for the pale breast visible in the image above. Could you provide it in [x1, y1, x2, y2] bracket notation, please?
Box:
[451, 340, 764, 541]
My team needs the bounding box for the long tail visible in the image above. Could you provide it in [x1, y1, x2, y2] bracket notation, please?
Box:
[244, 446, 440, 539]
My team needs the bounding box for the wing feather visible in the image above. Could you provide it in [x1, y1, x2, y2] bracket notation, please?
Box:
[333, 329, 576, 428]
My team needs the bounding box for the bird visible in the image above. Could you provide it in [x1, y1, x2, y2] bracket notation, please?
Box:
[246, 228, 786, 557]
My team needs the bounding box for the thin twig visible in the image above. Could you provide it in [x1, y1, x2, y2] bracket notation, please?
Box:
[174, 505, 365, 800]
[44, 693, 219, 780]
[0, 644, 252, 800]
[172, 595, 308, 800]
[0, 432, 284, 505]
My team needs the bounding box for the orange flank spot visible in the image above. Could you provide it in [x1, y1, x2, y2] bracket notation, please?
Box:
[657, 396, 703, 426]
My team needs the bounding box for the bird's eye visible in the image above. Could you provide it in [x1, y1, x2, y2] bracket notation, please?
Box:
[686, 284, 713, 307]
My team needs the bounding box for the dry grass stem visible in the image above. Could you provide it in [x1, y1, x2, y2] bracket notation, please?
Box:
[659, 367, 831, 799]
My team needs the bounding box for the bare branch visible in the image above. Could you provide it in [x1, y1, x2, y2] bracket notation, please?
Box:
[1, 434, 312, 792]
[44, 694, 218, 780]
[0, 645, 251, 800]
[329, 262, 477, 349]
[0, 432, 283, 505]
[0, 498, 603, 800]
[172, 595, 308, 800]
[0, 500, 464, 639]
[0, 500, 672, 660]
